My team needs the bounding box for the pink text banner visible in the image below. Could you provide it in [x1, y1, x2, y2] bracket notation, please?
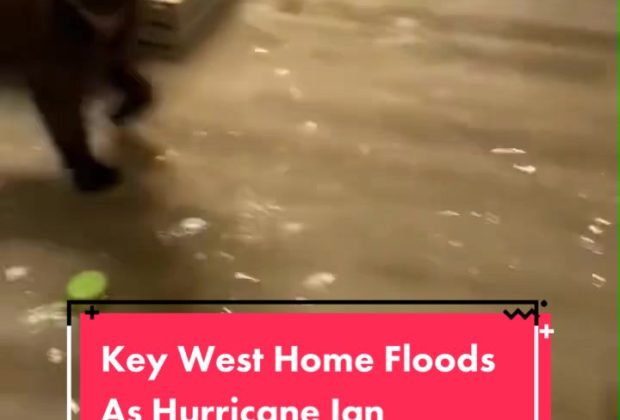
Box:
[79, 312, 552, 420]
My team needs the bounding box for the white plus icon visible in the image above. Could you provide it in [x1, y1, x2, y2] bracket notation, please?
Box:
[539, 324, 554, 339]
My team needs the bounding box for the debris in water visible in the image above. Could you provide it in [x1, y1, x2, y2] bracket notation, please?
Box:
[5, 266, 29, 282]
[373, 34, 419, 47]
[358, 144, 372, 156]
[513, 164, 537, 174]
[222, 307, 233, 314]
[295, 296, 308, 301]
[165, 148, 180, 158]
[592, 273, 607, 288]
[154, 148, 180, 162]
[303, 272, 336, 291]
[588, 224, 604, 235]
[448, 240, 464, 248]
[289, 86, 304, 101]
[225, 233, 263, 245]
[594, 217, 612, 226]
[468, 267, 480, 276]
[253, 46, 269, 54]
[179, 218, 210, 235]
[155, 230, 173, 244]
[47, 348, 65, 364]
[227, 130, 243, 137]
[508, 257, 521, 270]
[217, 251, 236, 261]
[193, 252, 208, 261]
[239, 211, 255, 220]
[25, 302, 66, 327]
[580, 235, 595, 244]
[580, 235, 604, 254]
[491, 148, 526, 155]
[393, 17, 419, 29]
[234, 272, 261, 284]
[162, 218, 211, 240]
[266, 203, 285, 212]
[193, 129, 208, 137]
[300, 120, 318, 134]
[232, 190, 287, 244]
[484, 212, 501, 225]
[281, 221, 305, 234]
[470, 211, 482, 218]
[437, 210, 460, 217]
[274, 68, 291, 77]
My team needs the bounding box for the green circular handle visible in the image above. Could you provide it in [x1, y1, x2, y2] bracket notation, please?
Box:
[67, 271, 108, 300]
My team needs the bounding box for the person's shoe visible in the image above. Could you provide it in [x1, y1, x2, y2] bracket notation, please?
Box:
[71, 161, 121, 193]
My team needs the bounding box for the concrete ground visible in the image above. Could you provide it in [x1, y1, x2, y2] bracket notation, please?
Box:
[0, 0, 617, 418]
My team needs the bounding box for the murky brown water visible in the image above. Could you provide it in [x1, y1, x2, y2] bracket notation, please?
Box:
[0, 0, 617, 418]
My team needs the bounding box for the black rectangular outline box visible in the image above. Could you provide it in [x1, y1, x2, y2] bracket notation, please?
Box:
[66, 298, 550, 420]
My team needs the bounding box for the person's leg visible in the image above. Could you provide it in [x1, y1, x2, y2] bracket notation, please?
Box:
[105, 0, 153, 126]
[28, 70, 121, 192]
[108, 63, 153, 126]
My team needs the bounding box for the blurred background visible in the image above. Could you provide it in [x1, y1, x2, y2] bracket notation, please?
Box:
[0, 0, 616, 418]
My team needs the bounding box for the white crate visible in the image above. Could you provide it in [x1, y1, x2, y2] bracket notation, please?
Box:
[138, 0, 222, 50]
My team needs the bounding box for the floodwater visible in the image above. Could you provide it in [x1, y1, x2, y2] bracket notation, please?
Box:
[0, 0, 617, 418]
